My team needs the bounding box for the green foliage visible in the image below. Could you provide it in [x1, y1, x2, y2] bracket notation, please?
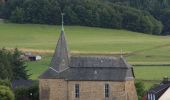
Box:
[12, 48, 29, 80]
[0, 0, 163, 35]
[0, 48, 29, 81]
[0, 48, 13, 80]
[0, 80, 11, 88]
[156, 9, 170, 35]
[107, 0, 170, 34]
[135, 81, 145, 100]
[10, 7, 24, 23]
[0, 85, 15, 100]
[0, 3, 2, 17]
[15, 84, 39, 100]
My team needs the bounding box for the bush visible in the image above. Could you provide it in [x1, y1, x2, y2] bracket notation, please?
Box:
[0, 85, 15, 100]
[0, 80, 11, 88]
[15, 84, 39, 100]
[135, 81, 146, 100]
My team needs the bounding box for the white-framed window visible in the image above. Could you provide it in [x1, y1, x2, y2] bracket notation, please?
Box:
[105, 83, 109, 98]
[75, 84, 80, 98]
[153, 94, 156, 100]
[151, 94, 153, 100]
[148, 93, 155, 100]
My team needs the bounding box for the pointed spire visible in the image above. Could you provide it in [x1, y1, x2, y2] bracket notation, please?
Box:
[49, 13, 70, 72]
[50, 31, 70, 72]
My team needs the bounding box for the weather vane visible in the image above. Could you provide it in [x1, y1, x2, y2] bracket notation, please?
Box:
[61, 13, 65, 31]
[120, 49, 123, 57]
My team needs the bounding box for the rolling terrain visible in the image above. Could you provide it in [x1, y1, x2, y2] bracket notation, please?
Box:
[0, 21, 170, 89]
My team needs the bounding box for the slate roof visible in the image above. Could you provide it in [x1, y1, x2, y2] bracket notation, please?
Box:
[50, 30, 70, 72]
[147, 81, 170, 99]
[12, 80, 37, 89]
[41, 67, 133, 81]
[70, 56, 132, 68]
[39, 30, 135, 81]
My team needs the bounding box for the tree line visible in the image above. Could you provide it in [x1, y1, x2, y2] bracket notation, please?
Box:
[107, 0, 170, 35]
[0, 0, 166, 35]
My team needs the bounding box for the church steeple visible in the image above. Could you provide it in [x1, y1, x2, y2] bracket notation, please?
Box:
[49, 13, 70, 72]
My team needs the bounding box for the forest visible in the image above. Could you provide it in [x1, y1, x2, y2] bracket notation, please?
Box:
[0, 0, 169, 35]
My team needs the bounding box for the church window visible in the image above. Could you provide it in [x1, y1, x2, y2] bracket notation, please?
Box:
[105, 83, 109, 98]
[75, 84, 80, 98]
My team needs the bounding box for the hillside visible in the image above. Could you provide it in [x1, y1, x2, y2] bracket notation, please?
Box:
[0, 21, 170, 63]
[0, 21, 170, 88]
[0, 0, 163, 35]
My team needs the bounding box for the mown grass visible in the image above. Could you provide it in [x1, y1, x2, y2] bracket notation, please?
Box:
[26, 55, 51, 79]
[1, 21, 170, 89]
[134, 66, 170, 80]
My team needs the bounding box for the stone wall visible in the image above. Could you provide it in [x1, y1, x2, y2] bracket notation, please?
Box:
[125, 80, 138, 100]
[39, 79, 68, 100]
[39, 79, 137, 100]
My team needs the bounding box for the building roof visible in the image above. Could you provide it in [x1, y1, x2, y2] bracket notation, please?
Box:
[40, 56, 134, 81]
[12, 80, 37, 89]
[39, 30, 135, 81]
[70, 56, 132, 68]
[50, 30, 70, 72]
[149, 84, 170, 94]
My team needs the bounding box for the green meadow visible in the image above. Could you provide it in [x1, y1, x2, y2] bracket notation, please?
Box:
[0, 21, 170, 89]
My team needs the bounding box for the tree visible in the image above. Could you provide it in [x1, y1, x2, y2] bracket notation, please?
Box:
[10, 7, 24, 23]
[135, 81, 145, 100]
[11, 48, 29, 80]
[0, 48, 29, 81]
[0, 48, 13, 80]
[156, 9, 170, 35]
[0, 0, 164, 35]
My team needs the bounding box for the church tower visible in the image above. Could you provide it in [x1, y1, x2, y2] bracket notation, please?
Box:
[39, 13, 137, 100]
[50, 13, 70, 72]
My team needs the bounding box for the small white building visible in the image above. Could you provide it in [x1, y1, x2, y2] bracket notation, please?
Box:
[159, 87, 170, 100]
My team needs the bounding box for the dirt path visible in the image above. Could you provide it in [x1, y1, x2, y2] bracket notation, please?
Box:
[6, 48, 131, 56]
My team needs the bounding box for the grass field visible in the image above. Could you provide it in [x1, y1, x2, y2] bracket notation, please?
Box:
[1, 21, 170, 63]
[0, 21, 170, 89]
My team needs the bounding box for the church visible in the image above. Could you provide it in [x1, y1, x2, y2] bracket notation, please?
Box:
[39, 16, 138, 100]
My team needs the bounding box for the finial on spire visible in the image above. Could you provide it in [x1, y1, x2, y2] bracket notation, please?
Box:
[61, 13, 65, 31]
[120, 49, 123, 57]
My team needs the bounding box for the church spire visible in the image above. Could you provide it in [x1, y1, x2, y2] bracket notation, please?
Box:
[49, 13, 70, 72]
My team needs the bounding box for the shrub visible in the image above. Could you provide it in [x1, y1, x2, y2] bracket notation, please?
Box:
[135, 81, 146, 100]
[15, 84, 39, 100]
[0, 85, 15, 100]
